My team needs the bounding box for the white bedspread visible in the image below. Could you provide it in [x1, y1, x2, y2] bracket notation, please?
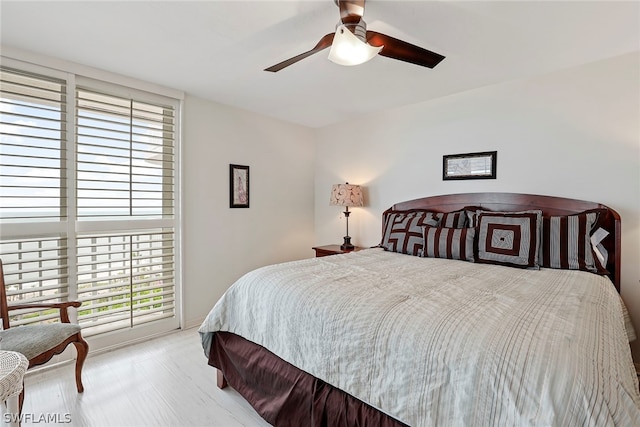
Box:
[199, 248, 640, 426]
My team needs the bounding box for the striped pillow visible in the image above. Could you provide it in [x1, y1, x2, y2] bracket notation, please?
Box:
[437, 210, 468, 228]
[541, 210, 604, 273]
[476, 211, 542, 269]
[422, 226, 475, 262]
[381, 210, 439, 256]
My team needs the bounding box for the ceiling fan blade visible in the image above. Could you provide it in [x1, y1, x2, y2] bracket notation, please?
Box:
[264, 33, 335, 72]
[338, 0, 365, 25]
[366, 31, 445, 69]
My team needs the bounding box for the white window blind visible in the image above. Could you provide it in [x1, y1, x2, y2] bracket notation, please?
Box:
[0, 67, 67, 222]
[74, 85, 177, 336]
[0, 237, 69, 326]
[0, 63, 180, 342]
[76, 230, 175, 336]
[76, 87, 175, 220]
[0, 66, 68, 326]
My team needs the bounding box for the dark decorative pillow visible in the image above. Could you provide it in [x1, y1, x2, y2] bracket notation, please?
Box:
[381, 209, 439, 234]
[422, 226, 475, 262]
[436, 209, 468, 228]
[463, 206, 487, 227]
[541, 209, 606, 274]
[476, 210, 542, 269]
[381, 210, 439, 256]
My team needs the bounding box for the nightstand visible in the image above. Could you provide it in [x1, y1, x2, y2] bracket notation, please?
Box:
[312, 244, 364, 257]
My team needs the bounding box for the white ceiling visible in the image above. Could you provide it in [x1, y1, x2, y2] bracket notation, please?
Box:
[1, 1, 639, 128]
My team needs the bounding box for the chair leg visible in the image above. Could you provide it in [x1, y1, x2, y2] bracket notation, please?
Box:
[18, 388, 24, 416]
[73, 337, 89, 393]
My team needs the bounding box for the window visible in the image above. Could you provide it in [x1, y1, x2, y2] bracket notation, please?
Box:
[76, 230, 176, 336]
[0, 66, 69, 326]
[0, 62, 180, 343]
[74, 83, 177, 336]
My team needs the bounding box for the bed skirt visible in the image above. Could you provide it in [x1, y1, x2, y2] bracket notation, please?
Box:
[208, 331, 408, 427]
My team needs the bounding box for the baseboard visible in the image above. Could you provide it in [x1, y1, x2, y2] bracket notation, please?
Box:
[184, 316, 206, 330]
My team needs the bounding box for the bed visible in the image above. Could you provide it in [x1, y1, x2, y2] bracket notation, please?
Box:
[199, 192, 640, 426]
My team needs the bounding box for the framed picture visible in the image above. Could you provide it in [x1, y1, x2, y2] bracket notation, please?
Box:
[230, 164, 249, 208]
[443, 151, 497, 180]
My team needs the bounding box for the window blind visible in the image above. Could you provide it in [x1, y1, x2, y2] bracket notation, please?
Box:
[0, 67, 67, 222]
[76, 230, 175, 337]
[74, 85, 177, 336]
[0, 63, 180, 343]
[0, 67, 68, 326]
[0, 237, 69, 326]
[76, 88, 175, 220]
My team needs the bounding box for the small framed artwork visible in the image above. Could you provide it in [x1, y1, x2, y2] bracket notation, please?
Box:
[443, 151, 497, 180]
[230, 164, 250, 208]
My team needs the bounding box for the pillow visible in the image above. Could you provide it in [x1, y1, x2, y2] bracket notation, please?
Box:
[590, 227, 609, 271]
[476, 210, 542, 269]
[436, 209, 468, 228]
[541, 209, 607, 274]
[381, 210, 439, 256]
[463, 205, 487, 228]
[381, 209, 439, 236]
[422, 226, 475, 262]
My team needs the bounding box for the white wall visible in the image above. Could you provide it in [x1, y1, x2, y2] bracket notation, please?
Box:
[182, 95, 316, 328]
[314, 52, 640, 357]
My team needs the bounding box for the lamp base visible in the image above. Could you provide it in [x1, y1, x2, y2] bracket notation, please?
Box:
[341, 236, 354, 251]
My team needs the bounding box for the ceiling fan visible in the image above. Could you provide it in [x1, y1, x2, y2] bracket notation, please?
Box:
[265, 0, 445, 72]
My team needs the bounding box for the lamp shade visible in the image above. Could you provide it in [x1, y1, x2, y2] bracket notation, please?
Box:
[328, 24, 382, 66]
[330, 183, 364, 207]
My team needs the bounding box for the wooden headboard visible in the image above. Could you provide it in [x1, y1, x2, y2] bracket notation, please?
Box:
[391, 192, 622, 292]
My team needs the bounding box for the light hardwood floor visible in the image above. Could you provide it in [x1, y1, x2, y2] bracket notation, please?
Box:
[20, 328, 271, 427]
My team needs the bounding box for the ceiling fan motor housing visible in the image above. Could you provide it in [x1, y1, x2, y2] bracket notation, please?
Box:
[338, 19, 368, 43]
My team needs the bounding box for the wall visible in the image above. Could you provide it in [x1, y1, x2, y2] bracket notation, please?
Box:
[182, 95, 316, 328]
[314, 52, 640, 356]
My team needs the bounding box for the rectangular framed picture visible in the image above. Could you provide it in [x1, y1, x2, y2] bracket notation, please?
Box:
[443, 151, 497, 180]
[230, 164, 249, 208]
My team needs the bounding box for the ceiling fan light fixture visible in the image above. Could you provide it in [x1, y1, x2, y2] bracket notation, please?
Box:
[328, 24, 382, 66]
[264, 0, 445, 72]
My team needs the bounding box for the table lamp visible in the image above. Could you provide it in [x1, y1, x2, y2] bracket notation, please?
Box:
[330, 183, 364, 250]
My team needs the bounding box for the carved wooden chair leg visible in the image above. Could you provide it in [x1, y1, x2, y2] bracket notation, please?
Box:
[73, 337, 89, 393]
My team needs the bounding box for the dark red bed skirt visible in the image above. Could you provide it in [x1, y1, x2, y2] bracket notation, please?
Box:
[208, 331, 409, 427]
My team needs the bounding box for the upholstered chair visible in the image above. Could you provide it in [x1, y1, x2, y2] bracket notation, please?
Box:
[0, 259, 88, 411]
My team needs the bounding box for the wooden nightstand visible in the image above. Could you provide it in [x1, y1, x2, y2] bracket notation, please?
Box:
[312, 244, 364, 257]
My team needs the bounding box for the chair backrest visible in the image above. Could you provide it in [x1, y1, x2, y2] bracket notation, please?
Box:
[0, 259, 11, 330]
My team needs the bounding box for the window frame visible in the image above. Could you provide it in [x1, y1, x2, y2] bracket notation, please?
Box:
[0, 55, 183, 351]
